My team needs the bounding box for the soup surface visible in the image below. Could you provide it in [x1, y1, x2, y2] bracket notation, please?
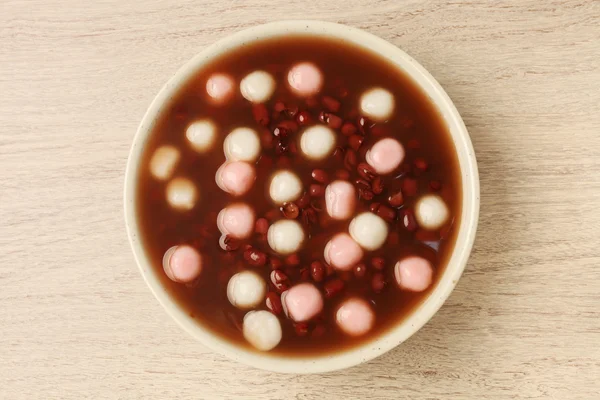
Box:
[136, 36, 462, 355]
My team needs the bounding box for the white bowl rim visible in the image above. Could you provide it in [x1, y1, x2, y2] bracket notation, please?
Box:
[124, 20, 480, 374]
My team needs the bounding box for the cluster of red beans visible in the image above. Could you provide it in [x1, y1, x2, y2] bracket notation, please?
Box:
[215, 88, 450, 338]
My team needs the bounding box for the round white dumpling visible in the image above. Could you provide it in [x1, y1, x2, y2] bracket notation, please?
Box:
[349, 212, 388, 251]
[227, 271, 266, 310]
[243, 310, 282, 351]
[240, 70, 276, 103]
[165, 177, 198, 211]
[360, 87, 395, 121]
[268, 220, 305, 255]
[268, 170, 303, 205]
[223, 127, 261, 162]
[299, 125, 336, 160]
[186, 119, 216, 153]
[149, 145, 180, 181]
[415, 194, 449, 230]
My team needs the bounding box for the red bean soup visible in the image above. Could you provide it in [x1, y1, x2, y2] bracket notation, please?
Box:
[136, 36, 462, 355]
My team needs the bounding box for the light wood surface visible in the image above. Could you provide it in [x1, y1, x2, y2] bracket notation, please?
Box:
[1, 1, 599, 398]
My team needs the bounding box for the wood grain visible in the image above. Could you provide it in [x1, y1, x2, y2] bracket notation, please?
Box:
[1, 0, 599, 398]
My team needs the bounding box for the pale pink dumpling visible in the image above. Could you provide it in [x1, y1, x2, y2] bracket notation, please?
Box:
[365, 138, 405, 175]
[282, 283, 323, 322]
[206, 73, 235, 104]
[336, 297, 375, 337]
[325, 180, 356, 220]
[324, 233, 364, 271]
[162, 245, 202, 283]
[287, 62, 323, 97]
[216, 161, 256, 196]
[217, 203, 255, 239]
[394, 256, 434, 292]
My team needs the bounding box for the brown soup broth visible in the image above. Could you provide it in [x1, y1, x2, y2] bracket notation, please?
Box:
[136, 36, 462, 355]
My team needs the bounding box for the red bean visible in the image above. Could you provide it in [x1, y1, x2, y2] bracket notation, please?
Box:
[294, 322, 309, 337]
[270, 270, 290, 293]
[371, 257, 385, 270]
[311, 324, 326, 338]
[334, 169, 350, 180]
[344, 149, 357, 169]
[310, 198, 324, 212]
[255, 218, 269, 234]
[281, 202, 300, 219]
[402, 178, 418, 197]
[310, 261, 325, 282]
[322, 96, 341, 112]
[327, 114, 343, 129]
[296, 110, 312, 126]
[354, 263, 368, 278]
[309, 184, 325, 197]
[357, 163, 377, 181]
[358, 116, 375, 134]
[222, 235, 240, 251]
[371, 272, 386, 293]
[274, 101, 286, 113]
[275, 138, 289, 155]
[284, 253, 300, 266]
[324, 278, 345, 298]
[341, 122, 357, 136]
[430, 180, 442, 191]
[333, 146, 345, 163]
[243, 248, 267, 267]
[355, 178, 371, 191]
[388, 191, 404, 207]
[359, 188, 374, 201]
[252, 104, 269, 126]
[269, 257, 283, 270]
[376, 204, 396, 222]
[348, 134, 364, 151]
[414, 158, 428, 172]
[371, 177, 384, 194]
[284, 104, 299, 119]
[318, 111, 328, 124]
[297, 192, 311, 209]
[400, 208, 419, 231]
[369, 202, 381, 213]
[311, 169, 329, 184]
[265, 292, 283, 315]
[302, 208, 318, 227]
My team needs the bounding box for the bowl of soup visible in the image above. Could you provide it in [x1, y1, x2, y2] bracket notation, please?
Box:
[124, 20, 479, 373]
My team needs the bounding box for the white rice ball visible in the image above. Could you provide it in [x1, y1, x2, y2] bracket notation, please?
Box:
[415, 194, 449, 230]
[299, 125, 336, 160]
[186, 119, 216, 153]
[165, 177, 198, 211]
[243, 310, 282, 351]
[359, 87, 395, 121]
[268, 220, 305, 255]
[349, 212, 388, 251]
[268, 170, 303, 205]
[149, 145, 180, 181]
[223, 127, 261, 162]
[227, 271, 266, 310]
[240, 70, 276, 103]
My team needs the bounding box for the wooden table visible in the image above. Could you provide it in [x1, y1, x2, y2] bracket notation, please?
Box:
[2, 1, 599, 398]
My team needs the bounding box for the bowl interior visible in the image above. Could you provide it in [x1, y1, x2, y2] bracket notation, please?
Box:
[124, 20, 479, 374]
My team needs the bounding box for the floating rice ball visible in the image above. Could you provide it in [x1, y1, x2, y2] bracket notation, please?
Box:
[217, 203, 255, 239]
[299, 125, 336, 160]
[287, 62, 324, 97]
[165, 177, 198, 211]
[359, 87, 395, 121]
[267, 220, 305, 255]
[415, 194, 449, 230]
[162, 245, 203, 283]
[227, 271, 266, 310]
[365, 138, 405, 175]
[268, 170, 303, 205]
[349, 212, 388, 251]
[223, 127, 261, 162]
[394, 256, 434, 292]
[215, 161, 256, 196]
[186, 119, 217, 153]
[281, 283, 323, 322]
[149, 145, 180, 181]
[336, 297, 375, 337]
[206, 73, 235, 104]
[243, 310, 282, 351]
[240, 70, 276, 103]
